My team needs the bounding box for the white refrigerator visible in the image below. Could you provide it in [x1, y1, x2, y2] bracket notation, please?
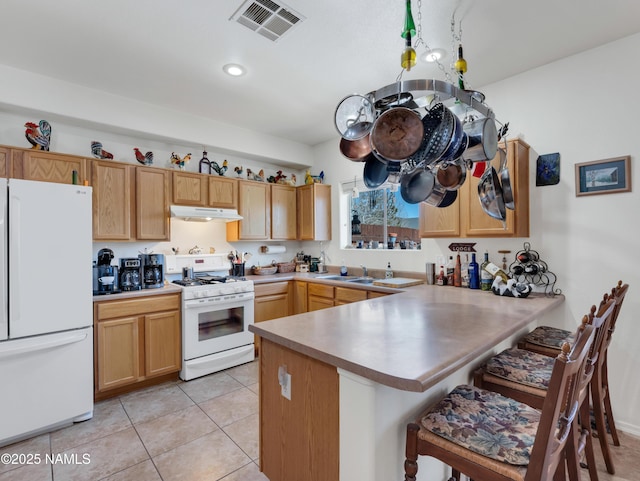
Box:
[0, 178, 94, 447]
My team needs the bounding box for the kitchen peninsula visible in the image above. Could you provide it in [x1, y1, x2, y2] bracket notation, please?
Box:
[250, 285, 564, 481]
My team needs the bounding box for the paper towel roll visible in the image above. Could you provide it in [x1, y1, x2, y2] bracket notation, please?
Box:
[260, 245, 286, 254]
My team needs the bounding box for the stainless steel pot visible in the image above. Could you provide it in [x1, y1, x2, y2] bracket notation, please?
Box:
[399, 167, 435, 204]
[478, 165, 506, 222]
[498, 144, 515, 210]
[463, 118, 498, 162]
[436, 157, 467, 191]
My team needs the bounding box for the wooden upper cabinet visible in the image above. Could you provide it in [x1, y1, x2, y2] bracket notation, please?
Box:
[271, 184, 297, 240]
[172, 171, 207, 206]
[297, 183, 331, 241]
[136, 166, 170, 240]
[228, 180, 271, 240]
[208, 176, 238, 208]
[14, 149, 89, 185]
[0, 146, 9, 178]
[460, 138, 530, 237]
[419, 138, 530, 238]
[92, 160, 133, 240]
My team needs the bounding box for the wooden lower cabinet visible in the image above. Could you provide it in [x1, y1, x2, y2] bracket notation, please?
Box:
[94, 293, 181, 399]
[293, 281, 308, 314]
[334, 286, 367, 305]
[260, 338, 339, 481]
[254, 282, 292, 322]
[307, 283, 335, 312]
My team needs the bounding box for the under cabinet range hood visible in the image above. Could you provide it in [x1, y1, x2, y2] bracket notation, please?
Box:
[170, 205, 243, 222]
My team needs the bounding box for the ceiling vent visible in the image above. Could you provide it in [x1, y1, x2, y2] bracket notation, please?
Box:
[231, 0, 305, 42]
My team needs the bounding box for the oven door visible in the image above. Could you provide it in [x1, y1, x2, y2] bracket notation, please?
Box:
[183, 292, 255, 361]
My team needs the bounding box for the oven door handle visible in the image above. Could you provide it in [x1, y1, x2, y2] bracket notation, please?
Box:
[183, 293, 254, 309]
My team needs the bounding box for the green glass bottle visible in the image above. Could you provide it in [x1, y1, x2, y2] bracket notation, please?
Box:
[401, 0, 416, 39]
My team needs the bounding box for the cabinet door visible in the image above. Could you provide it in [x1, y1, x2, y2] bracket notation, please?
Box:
[137, 167, 170, 240]
[334, 286, 367, 304]
[418, 201, 460, 237]
[293, 281, 308, 314]
[308, 296, 334, 312]
[460, 139, 529, 237]
[18, 150, 89, 185]
[96, 317, 140, 392]
[173, 171, 207, 206]
[237, 180, 270, 240]
[145, 310, 181, 378]
[271, 184, 297, 240]
[297, 184, 332, 241]
[0, 146, 9, 177]
[208, 176, 238, 208]
[92, 161, 133, 240]
[255, 293, 290, 322]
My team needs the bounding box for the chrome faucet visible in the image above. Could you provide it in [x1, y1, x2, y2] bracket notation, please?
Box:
[361, 265, 368, 277]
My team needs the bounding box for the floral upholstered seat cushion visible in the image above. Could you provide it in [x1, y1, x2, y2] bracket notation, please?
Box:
[523, 325, 574, 349]
[421, 384, 540, 466]
[485, 348, 554, 389]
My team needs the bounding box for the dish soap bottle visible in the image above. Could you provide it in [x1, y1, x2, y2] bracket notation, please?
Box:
[340, 260, 348, 277]
[385, 262, 393, 279]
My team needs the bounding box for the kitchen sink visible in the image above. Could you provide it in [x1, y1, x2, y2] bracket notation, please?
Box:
[346, 277, 378, 284]
[315, 274, 358, 281]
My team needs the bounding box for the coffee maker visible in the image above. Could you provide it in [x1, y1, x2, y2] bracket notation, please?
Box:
[119, 257, 142, 291]
[140, 253, 165, 289]
[93, 248, 120, 295]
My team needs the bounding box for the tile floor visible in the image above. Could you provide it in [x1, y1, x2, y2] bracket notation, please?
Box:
[1, 358, 639, 480]
[0, 361, 268, 481]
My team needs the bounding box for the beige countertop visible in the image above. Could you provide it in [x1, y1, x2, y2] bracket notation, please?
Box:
[250, 285, 564, 393]
[92, 283, 182, 302]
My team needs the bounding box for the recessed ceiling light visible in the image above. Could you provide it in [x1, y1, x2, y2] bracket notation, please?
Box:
[223, 63, 246, 77]
[421, 49, 446, 63]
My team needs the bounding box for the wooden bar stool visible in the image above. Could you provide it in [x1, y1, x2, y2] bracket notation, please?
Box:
[403, 324, 596, 481]
[518, 282, 628, 474]
[473, 299, 616, 481]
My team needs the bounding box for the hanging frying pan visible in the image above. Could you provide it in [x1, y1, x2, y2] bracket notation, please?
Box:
[370, 107, 424, 162]
[362, 153, 389, 188]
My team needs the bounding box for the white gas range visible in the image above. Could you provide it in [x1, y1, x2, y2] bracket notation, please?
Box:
[166, 254, 255, 381]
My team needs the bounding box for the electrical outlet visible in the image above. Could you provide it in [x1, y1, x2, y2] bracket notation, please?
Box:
[281, 372, 292, 400]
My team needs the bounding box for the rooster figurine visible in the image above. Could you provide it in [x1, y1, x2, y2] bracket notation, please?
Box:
[24, 120, 52, 151]
[91, 141, 114, 159]
[283, 173, 297, 186]
[170, 152, 191, 170]
[211, 159, 228, 176]
[234, 165, 243, 177]
[246, 168, 264, 182]
[304, 170, 325, 185]
[134, 148, 153, 165]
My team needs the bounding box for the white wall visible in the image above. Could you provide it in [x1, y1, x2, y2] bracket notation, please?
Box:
[314, 33, 640, 435]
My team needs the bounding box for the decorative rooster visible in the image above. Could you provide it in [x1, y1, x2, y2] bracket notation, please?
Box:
[24, 120, 52, 151]
[268, 170, 287, 184]
[283, 173, 297, 186]
[211, 159, 228, 176]
[234, 165, 243, 177]
[305, 170, 325, 185]
[134, 148, 153, 165]
[246, 168, 264, 182]
[170, 152, 191, 170]
[91, 141, 114, 159]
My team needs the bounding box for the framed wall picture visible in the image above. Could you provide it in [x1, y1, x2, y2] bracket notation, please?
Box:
[575, 155, 631, 196]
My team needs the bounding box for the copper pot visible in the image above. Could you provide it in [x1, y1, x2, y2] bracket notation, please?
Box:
[339, 122, 373, 161]
[370, 107, 424, 162]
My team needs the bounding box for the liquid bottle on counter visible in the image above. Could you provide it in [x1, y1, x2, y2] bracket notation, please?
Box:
[436, 265, 446, 286]
[385, 262, 393, 279]
[461, 254, 469, 288]
[453, 253, 462, 287]
[446, 256, 455, 286]
[480, 251, 493, 291]
[340, 260, 348, 276]
[468, 253, 480, 289]
[483, 261, 510, 282]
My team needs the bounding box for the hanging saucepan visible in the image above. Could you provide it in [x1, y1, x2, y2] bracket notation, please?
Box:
[437, 189, 458, 208]
[463, 117, 498, 162]
[339, 122, 373, 161]
[334, 94, 376, 140]
[374, 91, 416, 111]
[362, 153, 389, 189]
[423, 180, 457, 207]
[478, 164, 506, 222]
[436, 156, 467, 191]
[400, 167, 435, 204]
[498, 143, 515, 210]
[370, 107, 424, 162]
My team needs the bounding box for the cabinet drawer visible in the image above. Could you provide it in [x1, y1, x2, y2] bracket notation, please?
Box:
[308, 283, 334, 299]
[96, 294, 180, 320]
[334, 287, 367, 303]
[255, 281, 290, 297]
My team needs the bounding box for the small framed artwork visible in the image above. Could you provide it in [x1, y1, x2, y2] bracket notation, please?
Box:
[536, 153, 560, 186]
[575, 155, 632, 196]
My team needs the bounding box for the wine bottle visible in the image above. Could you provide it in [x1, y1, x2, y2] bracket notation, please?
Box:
[468, 253, 480, 289]
[480, 251, 493, 291]
[483, 262, 510, 282]
[453, 254, 462, 287]
[446, 255, 455, 286]
[461, 254, 469, 288]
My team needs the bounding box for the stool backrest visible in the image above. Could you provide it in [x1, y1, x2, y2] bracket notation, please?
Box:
[525, 324, 596, 481]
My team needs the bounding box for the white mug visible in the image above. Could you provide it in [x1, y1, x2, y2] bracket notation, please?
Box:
[99, 276, 115, 285]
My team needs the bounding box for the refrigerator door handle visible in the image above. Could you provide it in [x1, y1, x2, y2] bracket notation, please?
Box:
[0, 331, 88, 360]
[9, 192, 21, 325]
